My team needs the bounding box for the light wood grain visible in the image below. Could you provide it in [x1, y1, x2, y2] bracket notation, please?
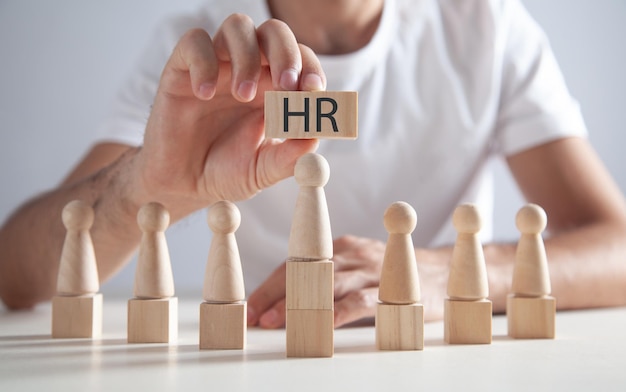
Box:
[286, 309, 334, 357]
[265, 91, 358, 139]
[379, 201, 420, 304]
[507, 295, 556, 339]
[511, 204, 551, 296]
[127, 297, 178, 343]
[376, 303, 424, 350]
[51, 294, 102, 338]
[203, 201, 245, 303]
[286, 260, 334, 310]
[444, 298, 492, 344]
[134, 202, 175, 299]
[56, 200, 99, 296]
[507, 204, 555, 339]
[288, 153, 333, 261]
[199, 302, 246, 349]
[447, 204, 489, 300]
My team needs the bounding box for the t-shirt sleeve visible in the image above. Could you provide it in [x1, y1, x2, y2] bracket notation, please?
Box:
[494, 0, 587, 156]
[94, 14, 210, 147]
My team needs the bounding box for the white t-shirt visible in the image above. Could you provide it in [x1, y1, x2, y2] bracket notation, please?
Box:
[97, 0, 587, 291]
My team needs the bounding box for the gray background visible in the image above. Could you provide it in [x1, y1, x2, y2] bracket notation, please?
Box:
[1, 0, 624, 295]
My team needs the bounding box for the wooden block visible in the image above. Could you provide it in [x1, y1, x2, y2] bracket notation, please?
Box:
[444, 298, 492, 344]
[265, 91, 358, 139]
[199, 302, 246, 349]
[376, 303, 424, 350]
[51, 294, 102, 338]
[286, 260, 333, 310]
[286, 309, 333, 357]
[128, 297, 177, 343]
[507, 295, 556, 339]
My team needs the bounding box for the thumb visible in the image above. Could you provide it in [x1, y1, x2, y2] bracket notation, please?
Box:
[255, 139, 319, 190]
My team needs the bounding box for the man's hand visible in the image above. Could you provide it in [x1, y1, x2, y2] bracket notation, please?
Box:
[247, 235, 449, 329]
[127, 15, 326, 220]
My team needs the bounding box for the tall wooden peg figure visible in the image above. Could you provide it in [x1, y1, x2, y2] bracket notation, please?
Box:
[127, 202, 178, 343]
[444, 203, 492, 344]
[52, 200, 102, 338]
[507, 204, 556, 339]
[199, 201, 246, 349]
[286, 152, 334, 358]
[376, 201, 424, 350]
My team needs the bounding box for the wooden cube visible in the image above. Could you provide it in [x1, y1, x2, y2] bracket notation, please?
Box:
[265, 91, 358, 139]
[376, 303, 424, 350]
[127, 297, 177, 343]
[199, 302, 246, 349]
[444, 298, 492, 344]
[507, 295, 556, 339]
[286, 260, 333, 310]
[286, 309, 334, 357]
[51, 294, 102, 338]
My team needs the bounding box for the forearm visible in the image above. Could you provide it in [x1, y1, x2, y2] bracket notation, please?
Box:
[0, 149, 144, 309]
[484, 221, 626, 314]
[416, 219, 626, 320]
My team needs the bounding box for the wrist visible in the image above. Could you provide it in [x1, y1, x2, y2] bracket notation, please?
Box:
[92, 147, 146, 235]
[113, 147, 209, 223]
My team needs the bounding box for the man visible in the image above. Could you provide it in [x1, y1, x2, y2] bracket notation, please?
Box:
[1, 0, 625, 329]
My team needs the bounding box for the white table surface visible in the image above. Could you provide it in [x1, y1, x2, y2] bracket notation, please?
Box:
[1, 298, 625, 392]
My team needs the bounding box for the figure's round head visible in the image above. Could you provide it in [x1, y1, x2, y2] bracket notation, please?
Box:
[516, 203, 547, 234]
[62, 200, 94, 230]
[294, 153, 330, 187]
[384, 201, 417, 234]
[452, 203, 482, 234]
[137, 202, 170, 232]
[207, 200, 241, 234]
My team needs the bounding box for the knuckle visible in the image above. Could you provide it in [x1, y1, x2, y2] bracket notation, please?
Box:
[258, 18, 291, 34]
[297, 43, 314, 55]
[333, 235, 353, 248]
[333, 276, 346, 295]
[224, 13, 255, 30]
[180, 28, 208, 45]
[348, 289, 378, 310]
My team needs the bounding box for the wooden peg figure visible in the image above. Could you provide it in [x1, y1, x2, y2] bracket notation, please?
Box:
[288, 152, 333, 261]
[134, 202, 174, 299]
[200, 200, 247, 349]
[444, 203, 492, 344]
[127, 202, 178, 343]
[56, 200, 99, 296]
[507, 203, 556, 339]
[512, 204, 551, 296]
[52, 200, 102, 338]
[376, 201, 424, 350]
[286, 152, 334, 358]
[379, 202, 420, 304]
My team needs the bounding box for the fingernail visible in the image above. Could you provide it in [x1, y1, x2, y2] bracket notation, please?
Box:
[237, 80, 256, 101]
[198, 82, 215, 99]
[259, 309, 278, 328]
[279, 68, 299, 90]
[302, 73, 324, 91]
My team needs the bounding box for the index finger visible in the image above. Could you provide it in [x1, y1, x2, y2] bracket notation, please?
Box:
[257, 19, 326, 92]
[213, 13, 262, 102]
[160, 28, 219, 100]
[246, 261, 287, 325]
